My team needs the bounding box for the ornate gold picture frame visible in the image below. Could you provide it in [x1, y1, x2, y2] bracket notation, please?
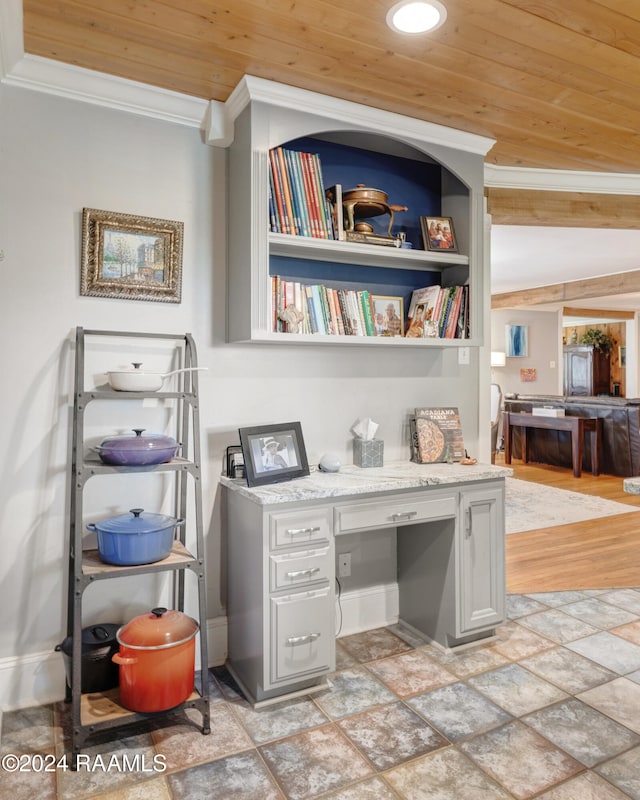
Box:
[81, 208, 183, 303]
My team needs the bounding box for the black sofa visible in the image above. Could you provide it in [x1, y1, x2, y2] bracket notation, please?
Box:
[504, 394, 640, 477]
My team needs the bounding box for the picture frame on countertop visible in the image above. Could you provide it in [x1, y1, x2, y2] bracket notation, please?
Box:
[371, 295, 405, 337]
[81, 208, 183, 303]
[420, 216, 458, 252]
[238, 422, 310, 487]
[225, 445, 245, 480]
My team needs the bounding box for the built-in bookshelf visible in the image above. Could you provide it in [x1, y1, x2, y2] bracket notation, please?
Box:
[220, 76, 494, 347]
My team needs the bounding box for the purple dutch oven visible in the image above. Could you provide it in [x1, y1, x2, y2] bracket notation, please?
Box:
[96, 428, 179, 466]
[87, 508, 185, 565]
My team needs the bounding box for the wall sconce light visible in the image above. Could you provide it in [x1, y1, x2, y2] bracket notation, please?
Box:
[386, 0, 447, 34]
[491, 351, 506, 367]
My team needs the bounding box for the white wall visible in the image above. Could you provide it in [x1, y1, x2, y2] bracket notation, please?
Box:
[0, 84, 484, 707]
[491, 308, 562, 396]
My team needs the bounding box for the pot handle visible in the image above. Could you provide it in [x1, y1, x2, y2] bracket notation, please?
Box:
[174, 518, 186, 528]
[161, 367, 208, 378]
[86, 523, 97, 532]
[112, 652, 137, 666]
[90, 625, 112, 641]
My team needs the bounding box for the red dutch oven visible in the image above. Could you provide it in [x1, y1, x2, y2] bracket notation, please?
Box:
[113, 607, 199, 712]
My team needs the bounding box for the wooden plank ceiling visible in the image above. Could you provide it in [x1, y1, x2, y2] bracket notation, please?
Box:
[21, 0, 640, 174]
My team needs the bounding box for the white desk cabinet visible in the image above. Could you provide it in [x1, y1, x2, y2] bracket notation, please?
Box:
[222, 462, 508, 706]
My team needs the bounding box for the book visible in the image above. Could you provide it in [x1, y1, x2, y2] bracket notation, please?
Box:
[287, 149, 310, 237]
[275, 146, 297, 235]
[268, 148, 289, 234]
[445, 286, 463, 338]
[405, 284, 441, 337]
[325, 184, 344, 241]
[414, 407, 466, 463]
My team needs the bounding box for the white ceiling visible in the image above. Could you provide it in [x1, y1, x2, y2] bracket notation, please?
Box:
[490, 226, 640, 316]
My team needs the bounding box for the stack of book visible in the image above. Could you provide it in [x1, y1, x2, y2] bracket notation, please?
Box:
[405, 284, 469, 339]
[268, 146, 337, 239]
[273, 277, 388, 336]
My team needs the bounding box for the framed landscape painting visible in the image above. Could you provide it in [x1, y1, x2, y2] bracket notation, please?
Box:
[81, 208, 183, 303]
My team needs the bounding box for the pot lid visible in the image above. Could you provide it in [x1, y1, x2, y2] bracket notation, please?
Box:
[90, 508, 180, 535]
[117, 607, 199, 649]
[109, 362, 153, 375]
[58, 623, 120, 655]
[82, 623, 120, 645]
[344, 184, 386, 194]
[98, 429, 178, 451]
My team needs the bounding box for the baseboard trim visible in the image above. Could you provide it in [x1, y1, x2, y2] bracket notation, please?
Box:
[1, 586, 400, 712]
[0, 616, 228, 712]
[336, 583, 399, 638]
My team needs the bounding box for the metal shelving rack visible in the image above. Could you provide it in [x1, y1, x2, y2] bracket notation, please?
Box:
[66, 327, 210, 761]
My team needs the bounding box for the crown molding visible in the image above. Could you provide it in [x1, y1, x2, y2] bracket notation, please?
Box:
[206, 74, 496, 155]
[4, 54, 208, 128]
[0, 0, 207, 128]
[484, 163, 640, 195]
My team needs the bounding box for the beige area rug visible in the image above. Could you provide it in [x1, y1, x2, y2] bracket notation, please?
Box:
[505, 477, 640, 534]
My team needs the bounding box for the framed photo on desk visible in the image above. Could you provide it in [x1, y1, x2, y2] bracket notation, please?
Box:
[239, 422, 310, 487]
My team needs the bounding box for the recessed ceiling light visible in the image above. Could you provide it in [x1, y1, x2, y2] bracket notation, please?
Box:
[386, 0, 447, 34]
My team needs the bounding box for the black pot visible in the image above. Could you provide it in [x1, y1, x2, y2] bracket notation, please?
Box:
[56, 623, 120, 693]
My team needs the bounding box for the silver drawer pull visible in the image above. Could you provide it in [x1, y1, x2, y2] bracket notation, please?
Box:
[286, 632, 321, 645]
[285, 567, 321, 579]
[285, 526, 321, 536]
[390, 511, 418, 521]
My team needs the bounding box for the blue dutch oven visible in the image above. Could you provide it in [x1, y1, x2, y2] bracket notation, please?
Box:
[87, 508, 184, 565]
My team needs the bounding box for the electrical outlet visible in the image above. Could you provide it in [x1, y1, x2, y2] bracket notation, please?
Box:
[338, 552, 351, 578]
[458, 346, 470, 365]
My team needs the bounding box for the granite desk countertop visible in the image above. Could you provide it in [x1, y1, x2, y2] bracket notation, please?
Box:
[220, 460, 513, 505]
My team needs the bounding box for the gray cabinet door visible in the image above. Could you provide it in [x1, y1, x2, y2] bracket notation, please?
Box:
[270, 586, 333, 684]
[459, 486, 505, 634]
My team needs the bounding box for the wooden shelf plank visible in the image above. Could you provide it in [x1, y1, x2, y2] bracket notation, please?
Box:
[80, 687, 202, 726]
[82, 541, 196, 577]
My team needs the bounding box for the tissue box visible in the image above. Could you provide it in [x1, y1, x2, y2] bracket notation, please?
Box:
[532, 407, 565, 417]
[353, 439, 384, 468]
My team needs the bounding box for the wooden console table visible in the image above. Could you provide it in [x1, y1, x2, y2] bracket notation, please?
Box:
[503, 411, 602, 478]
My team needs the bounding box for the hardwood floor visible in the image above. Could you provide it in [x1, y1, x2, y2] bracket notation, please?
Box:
[501, 455, 640, 594]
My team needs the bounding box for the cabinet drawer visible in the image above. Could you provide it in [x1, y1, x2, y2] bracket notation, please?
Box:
[270, 586, 333, 684]
[335, 493, 456, 534]
[270, 507, 332, 549]
[270, 548, 332, 592]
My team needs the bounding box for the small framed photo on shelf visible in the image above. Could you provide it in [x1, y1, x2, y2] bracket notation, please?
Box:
[371, 295, 405, 337]
[420, 216, 458, 252]
[238, 422, 310, 487]
[81, 208, 183, 303]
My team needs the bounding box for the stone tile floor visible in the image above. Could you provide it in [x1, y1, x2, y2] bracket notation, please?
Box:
[3, 589, 640, 799]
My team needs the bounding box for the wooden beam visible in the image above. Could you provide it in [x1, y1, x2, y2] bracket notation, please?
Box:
[492, 270, 640, 309]
[486, 188, 640, 227]
[563, 306, 635, 319]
